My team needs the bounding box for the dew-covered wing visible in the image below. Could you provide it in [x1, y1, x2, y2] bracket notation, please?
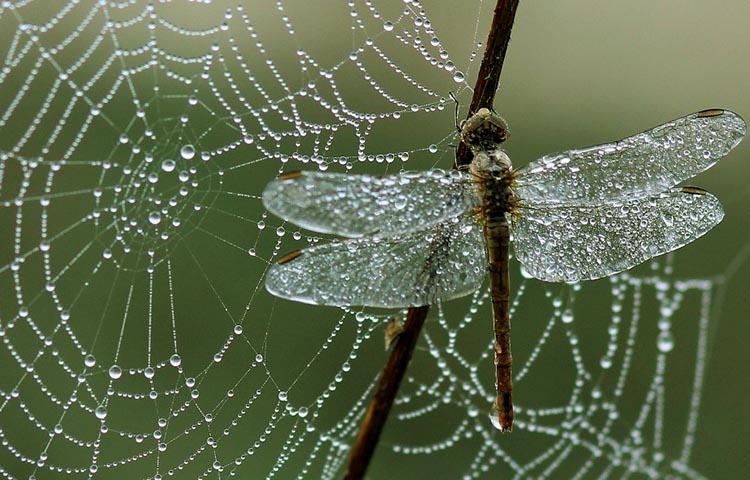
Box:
[514, 110, 745, 206]
[262, 169, 478, 237]
[265, 216, 486, 308]
[511, 187, 724, 282]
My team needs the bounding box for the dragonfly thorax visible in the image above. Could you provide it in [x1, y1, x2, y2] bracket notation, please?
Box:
[471, 150, 516, 222]
[463, 109, 515, 222]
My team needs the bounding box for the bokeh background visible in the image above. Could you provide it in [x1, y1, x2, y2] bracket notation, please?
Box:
[0, 0, 748, 478]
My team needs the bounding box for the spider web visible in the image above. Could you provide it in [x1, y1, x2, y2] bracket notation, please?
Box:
[0, 1, 737, 479]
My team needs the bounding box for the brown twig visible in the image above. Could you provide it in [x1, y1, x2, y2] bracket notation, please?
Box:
[344, 2, 520, 478]
[456, 0, 520, 167]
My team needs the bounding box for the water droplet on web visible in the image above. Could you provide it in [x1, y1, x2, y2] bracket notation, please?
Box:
[95, 406, 108, 420]
[656, 331, 674, 352]
[255, 354, 263, 363]
[243, 134, 254, 144]
[453, 71, 465, 83]
[149, 212, 162, 225]
[278, 391, 288, 402]
[84, 355, 96, 368]
[519, 265, 534, 279]
[383, 21, 394, 31]
[169, 354, 181, 367]
[180, 144, 195, 160]
[161, 159, 176, 172]
[108, 365, 122, 380]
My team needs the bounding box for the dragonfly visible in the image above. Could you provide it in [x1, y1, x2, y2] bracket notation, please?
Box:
[262, 107, 746, 432]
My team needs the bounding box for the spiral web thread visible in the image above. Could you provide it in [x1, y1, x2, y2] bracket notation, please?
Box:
[0, 1, 718, 478]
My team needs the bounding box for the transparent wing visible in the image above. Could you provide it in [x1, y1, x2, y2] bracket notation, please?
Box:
[511, 187, 724, 282]
[262, 169, 478, 237]
[514, 109, 745, 206]
[265, 215, 486, 308]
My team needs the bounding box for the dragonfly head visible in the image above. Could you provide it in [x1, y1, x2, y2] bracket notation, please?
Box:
[460, 107, 509, 152]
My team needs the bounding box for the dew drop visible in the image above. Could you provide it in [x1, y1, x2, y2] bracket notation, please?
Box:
[383, 21, 394, 31]
[453, 71, 466, 83]
[161, 159, 176, 172]
[180, 144, 195, 160]
[148, 212, 162, 225]
[84, 355, 96, 368]
[657, 331, 674, 352]
[95, 406, 108, 419]
[108, 365, 122, 380]
[519, 265, 534, 279]
[278, 391, 288, 402]
[170, 354, 181, 367]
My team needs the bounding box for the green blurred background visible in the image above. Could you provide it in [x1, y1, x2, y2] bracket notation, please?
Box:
[0, 0, 749, 478]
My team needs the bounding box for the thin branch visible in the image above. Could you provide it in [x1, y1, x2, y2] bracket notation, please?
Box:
[344, 1, 520, 478]
[344, 306, 428, 480]
[456, 0, 520, 167]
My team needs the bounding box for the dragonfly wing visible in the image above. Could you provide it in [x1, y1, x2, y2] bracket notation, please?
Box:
[515, 110, 745, 206]
[265, 215, 486, 308]
[262, 169, 478, 237]
[511, 187, 724, 282]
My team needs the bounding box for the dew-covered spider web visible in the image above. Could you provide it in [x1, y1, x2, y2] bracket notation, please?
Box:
[0, 1, 742, 479]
